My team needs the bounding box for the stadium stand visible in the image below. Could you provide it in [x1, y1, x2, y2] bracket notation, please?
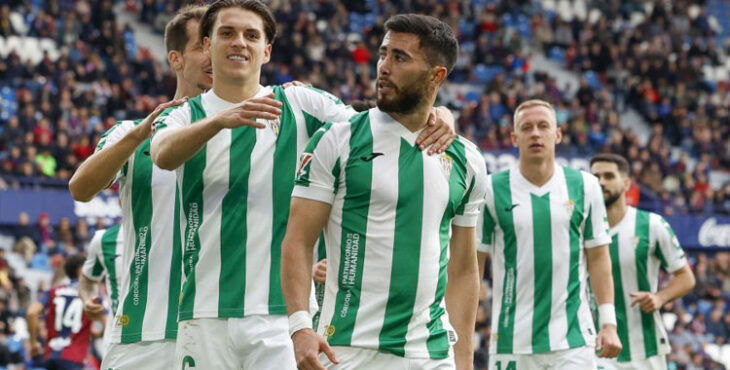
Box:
[0, 0, 726, 368]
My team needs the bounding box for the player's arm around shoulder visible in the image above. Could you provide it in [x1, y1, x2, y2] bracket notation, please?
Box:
[70, 98, 186, 201]
[150, 94, 280, 170]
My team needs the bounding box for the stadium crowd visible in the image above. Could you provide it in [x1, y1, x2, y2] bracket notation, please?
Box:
[0, 0, 727, 214]
[0, 0, 727, 369]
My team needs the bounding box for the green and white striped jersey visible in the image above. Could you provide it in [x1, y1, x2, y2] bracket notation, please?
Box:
[95, 120, 183, 344]
[293, 108, 488, 359]
[82, 225, 124, 317]
[152, 85, 355, 320]
[602, 206, 686, 362]
[477, 164, 611, 355]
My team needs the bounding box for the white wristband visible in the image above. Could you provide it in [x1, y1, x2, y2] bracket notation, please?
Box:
[288, 310, 313, 337]
[598, 304, 617, 327]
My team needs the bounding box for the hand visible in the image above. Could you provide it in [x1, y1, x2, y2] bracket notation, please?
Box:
[630, 291, 664, 313]
[30, 341, 43, 357]
[291, 328, 338, 370]
[283, 80, 311, 89]
[312, 259, 327, 284]
[416, 106, 456, 155]
[83, 296, 104, 321]
[132, 97, 188, 141]
[213, 93, 283, 130]
[595, 325, 622, 358]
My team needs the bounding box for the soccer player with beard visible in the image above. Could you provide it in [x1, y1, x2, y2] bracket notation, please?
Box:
[282, 14, 487, 370]
[590, 153, 695, 370]
[476, 99, 622, 369]
[150, 1, 456, 368]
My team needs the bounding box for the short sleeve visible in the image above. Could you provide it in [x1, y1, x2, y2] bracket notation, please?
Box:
[653, 215, 687, 273]
[583, 175, 611, 249]
[94, 120, 136, 182]
[82, 230, 105, 281]
[291, 122, 342, 205]
[284, 86, 357, 138]
[476, 199, 496, 253]
[453, 142, 487, 227]
[150, 103, 192, 145]
[95, 121, 134, 153]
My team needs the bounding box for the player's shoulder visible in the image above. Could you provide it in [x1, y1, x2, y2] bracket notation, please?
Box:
[563, 166, 600, 189]
[277, 84, 343, 107]
[449, 135, 480, 154]
[643, 208, 671, 229]
[100, 119, 136, 139]
[89, 228, 106, 245]
[107, 223, 121, 234]
[446, 136, 485, 169]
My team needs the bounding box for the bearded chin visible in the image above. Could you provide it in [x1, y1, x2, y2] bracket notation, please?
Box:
[376, 74, 429, 114]
[604, 191, 622, 207]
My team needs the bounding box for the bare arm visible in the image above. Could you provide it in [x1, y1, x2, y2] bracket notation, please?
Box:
[446, 225, 479, 370]
[78, 274, 103, 320]
[631, 264, 695, 313]
[282, 197, 330, 314]
[69, 99, 185, 201]
[69, 126, 143, 201]
[151, 94, 282, 170]
[281, 197, 336, 370]
[586, 245, 622, 358]
[586, 245, 613, 306]
[477, 251, 488, 281]
[657, 265, 696, 304]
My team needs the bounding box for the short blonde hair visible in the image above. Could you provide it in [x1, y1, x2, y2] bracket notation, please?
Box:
[513, 99, 556, 129]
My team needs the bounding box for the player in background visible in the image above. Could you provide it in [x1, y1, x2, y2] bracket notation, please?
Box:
[590, 153, 695, 370]
[282, 14, 487, 370]
[27, 254, 92, 370]
[79, 224, 124, 354]
[68, 5, 209, 368]
[150, 1, 457, 368]
[477, 99, 622, 369]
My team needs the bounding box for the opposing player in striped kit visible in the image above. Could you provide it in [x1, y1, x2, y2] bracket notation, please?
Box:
[68, 5, 210, 368]
[79, 224, 125, 353]
[150, 1, 457, 368]
[477, 99, 622, 370]
[590, 153, 695, 370]
[282, 14, 487, 370]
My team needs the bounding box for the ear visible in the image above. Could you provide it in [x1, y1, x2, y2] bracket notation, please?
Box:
[431, 66, 448, 86]
[623, 175, 631, 192]
[510, 130, 518, 147]
[263, 43, 272, 64]
[555, 125, 563, 144]
[202, 36, 211, 55]
[168, 50, 183, 72]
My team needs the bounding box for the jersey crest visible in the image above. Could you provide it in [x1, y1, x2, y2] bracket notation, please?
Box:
[269, 118, 280, 137]
[439, 153, 453, 178]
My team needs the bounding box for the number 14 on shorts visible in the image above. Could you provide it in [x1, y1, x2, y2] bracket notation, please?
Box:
[496, 360, 516, 370]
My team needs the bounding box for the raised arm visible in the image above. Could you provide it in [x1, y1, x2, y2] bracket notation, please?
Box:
[151, 93, 282, 170]
[69, 99, 185, 201]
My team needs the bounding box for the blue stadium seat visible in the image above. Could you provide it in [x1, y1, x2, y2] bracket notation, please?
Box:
[548, 47, 565, 63]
